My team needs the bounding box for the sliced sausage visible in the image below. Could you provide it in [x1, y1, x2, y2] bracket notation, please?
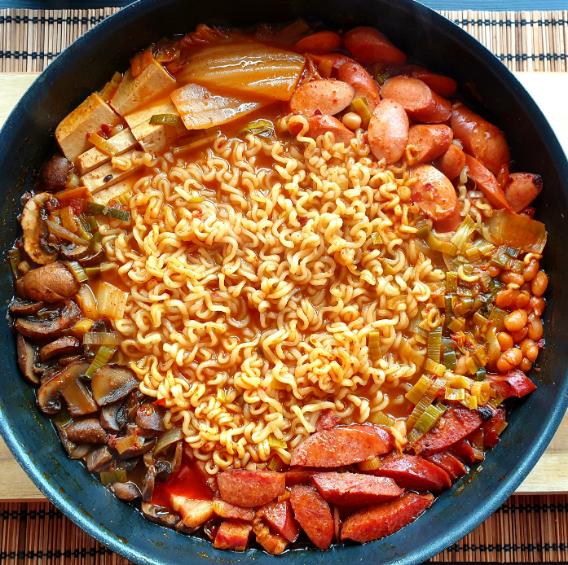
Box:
[290, 424, 393, 467]
[405, 65, 457, 97]
[344, 26, 406, 65]
[450, 440, 477, 465]
[312, 472, 403, 506]
[505, 172, 543, 212]
[368, 99, 409, 164]
[433, 201, 463, 233]
[408, 124, 453, 165]
[213, 520, 252, 551]
[427, 452, 467, 481]
[334, 57, 381, 108]
[258, 500, 299, 542]
[464, 154, 511, 210]
[295, 31, 342, 54]
[381, 76, 432, 117]
[212, 499, 255, 521]
[286, 468, 318, 486]
[411, 164, 458, 221]
[481, 407, 507, 449]
[436, 143, 466, 180]
[341, 492, 434, 543]
[252, 518, 288, 555]
[290, 79, 354, 116]
[413, 407, 483, 456]
[308, 114, 355, 143]
[371, 454, 451, 493]
[488, 370, 536, 400]
[290, 485, 334, 550]
[451, 103, 510, 175]
[217, 470, 285, 508]
[414, 92, 452, 124]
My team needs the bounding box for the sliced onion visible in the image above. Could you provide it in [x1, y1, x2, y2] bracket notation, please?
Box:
[487, 210, 547, 254]
[83, 331, 121, 347]
[154, 427, 183, 457]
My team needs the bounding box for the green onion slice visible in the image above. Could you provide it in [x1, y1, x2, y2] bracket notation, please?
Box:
[86, 202, 131, 222]
[83, 331, 121, 347]
[100, 468, 127, 486]
[408, 403, 447, 442]
[240, 118, 275, 138]
[149, 113, 181, 126]
[427, 327, 443, 363]
[405, 375, 433, 405]
[85, 345, 116, 378]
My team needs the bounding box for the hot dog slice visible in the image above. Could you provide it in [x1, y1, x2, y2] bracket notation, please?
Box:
[290, 485, 334, 550]
[408, 124, 453, 165]
[450, 440, 477, 465]
[381, 76, 432, 117]
[481, 407, 507, 449]
[413, 407, 483, 456]
[258, 500, 299, 542]
[371, 454, 451, 493]
[286, 468, 318, 486]
[344, 26, 407, 65]
[405, 65, 457, 97]
[488, 370, 537, 400]
[212, 499, 255, 521]
[291, 424, 393, 467]
[436, 143, 466, 180]
[411, 164, 458, 221]
[312, 472, 403, 506]
[213, 520, 252, 551]
[217, 470, 285, 508]
[308, 114, 355, 143]
[427, 451, 467, 481]
[505, 172, 543, 212]
[434, 201, 463, 233]
[295, 31, 342, 54]
[464, 154, 511, 210]
[368, 99, 409, 164]
[290, 79, 354, 116]
[341, 492, 434, 543]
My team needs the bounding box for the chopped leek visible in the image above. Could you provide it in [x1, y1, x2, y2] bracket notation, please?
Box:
[444, 294, 454, 318]
[407, 389, 437, 431]
[472, 345, 487, 366]
[100, 468, 127, 486]
[154, 427, 183, 456]
[453, 296, 475, 317]
[358, 456, 382, 472]
[267, 456, 285, 472]
[149, 113, 182, 126]
[350, 97, 372, 127]
[488, 306, 507, 331]
[415, 219, 432, 239]
[368, 331, 381, 362]
[86, 202, 131, 222]
[446, 271, 458, 293]
[427, 327, 443, 363]
[85, 345, 116, 378]
[424, 358, 446, 377]
[268, 436, 287, 449]
[83, 331, 121, 347]
[427, 232, 457, 256]
[408, 404, 446, 441]
[71, 319, 94, 337]
[451, 215, 477, 252]
[45, 220, 90, 246]
[503, 246, 520, 258]
[442, 349, 457, 370]
[65, 261, 89, 283]
[405, 375, 433, 405]
[240, 118, 275, 138]
[473, 311, 489, 328]
[490, 247, 512, 269]
[375, 70, 391, 86]
[474, 367, 487, 381]
[445, 387, 466, 401]
[369, 411, 395, 426]
[447, 317, 465, 332]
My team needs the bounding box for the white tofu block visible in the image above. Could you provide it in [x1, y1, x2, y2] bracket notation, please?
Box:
[124, 97, 178, 128]
[76, 128, 138, 175]
[55, 93, 120, 162]
[81, 150, 141, 193]
[110, 60, 177, 116]
[131, 121, 179, 154]
[93, 178, 135, 205]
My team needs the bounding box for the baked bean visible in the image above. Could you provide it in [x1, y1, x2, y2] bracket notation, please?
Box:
[527, 314, 544, 341]
[531, 271, 548, 297]
[504, 309, 528, 332]
[530, 296, 546, 316]
[495, 289, 517, 309]
[496, 347, 523, 372]
[511, 327, 528, 343]
[523, 258, 539, 282]
[497, 332, 513, 351]
[520, 338, 539, 362]
[501, 272, 525, 287]
[515, 291, 531, 309]
[487, 265, 501, 278]
[342, 111, 362, 131]
[519, 358, 532, 372]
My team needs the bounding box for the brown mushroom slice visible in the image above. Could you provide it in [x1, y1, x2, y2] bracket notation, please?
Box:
[135, 403, 166, 434]
[109, 434, 156, 459]
[65, 418, 108, 444]
[60, 244, 91, 261]
[16, 262, 80, 304]
[9, 300, 44, 316]
[20, 192, 57, 265]
[86, 445, 113, 472]
[141, 502, 180, 528]
[100, 402, 127, 432]
[39, 336, 81, 362]
[142, 465, 157, 501]
[37, 361, 98, 417]
[15, 301, 81, 341]
[92, 366, 139, 406]
[16, 334, 39, 385]
[111, 481, 142, 501]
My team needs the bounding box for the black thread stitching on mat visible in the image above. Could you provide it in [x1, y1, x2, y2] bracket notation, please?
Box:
[446, 543, 568, 552]
[0, 548, 113, 559]
[452, 18, 568, 26]
[0, 15, 108, 24]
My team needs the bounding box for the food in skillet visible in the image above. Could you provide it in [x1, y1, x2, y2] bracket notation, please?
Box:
[9, 21, 548, 553]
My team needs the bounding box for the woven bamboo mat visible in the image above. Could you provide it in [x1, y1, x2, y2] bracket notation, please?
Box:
[0, 8, 567, 72]
[0, 5, 567, 565]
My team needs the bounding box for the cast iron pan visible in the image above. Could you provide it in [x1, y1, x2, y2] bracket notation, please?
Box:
[0, 1, 566, 563]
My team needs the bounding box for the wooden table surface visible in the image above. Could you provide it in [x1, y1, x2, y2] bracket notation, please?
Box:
[0, 72, 566, 500]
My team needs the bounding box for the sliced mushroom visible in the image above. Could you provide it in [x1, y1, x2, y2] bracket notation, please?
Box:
[141, 502, 180, 528]
[21, 192, 57, 265]
[109, 434, 156, 459]
[65, 418, 108, 444]
[16, 262, 80, 303]
[111, 481, 142, 501]
[41, 155, 73, 192]
[15, 300, 81, 341]
[9, 300, 43, 316]
[135, 404, 165, 434]
[142, 464, 156, 501]
[37, 361, 98, 416]
[100, 402, 128, 432]
[92, 366, 139, 406]
[86, 445, 113, 472]
[16, 334, 39, 385]
[39, 336, 81, 362]
[55, 422, 92, 460]
[58, 354, 83, 366]
[60, 244, 91, 261]
[78, 248, 105, 267]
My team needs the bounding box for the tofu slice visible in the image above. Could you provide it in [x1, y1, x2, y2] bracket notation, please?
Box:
[76, 128, 138, 175]
[93, 178, 135, 205]
[125, 98, 182, 154]
[111, 60, 177, 116]
[55, 93, 120, 162]
[81, 149, 141, 193]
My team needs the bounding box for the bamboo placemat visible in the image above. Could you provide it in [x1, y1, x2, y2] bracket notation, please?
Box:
[0, 8, 567, 72]
[0, 5, 567, 565]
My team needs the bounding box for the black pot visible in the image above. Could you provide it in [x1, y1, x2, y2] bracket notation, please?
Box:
[0, 1, 566, 563]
